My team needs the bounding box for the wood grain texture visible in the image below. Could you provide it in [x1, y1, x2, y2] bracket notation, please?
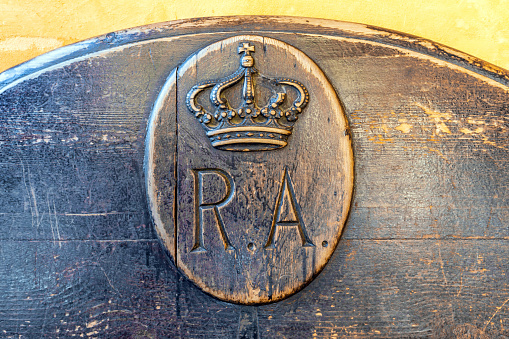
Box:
[0, 17, 507, 337]
[1, 239, 508, 337]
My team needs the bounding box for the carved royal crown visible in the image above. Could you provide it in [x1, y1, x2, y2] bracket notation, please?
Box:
[186, 42, 309, 151]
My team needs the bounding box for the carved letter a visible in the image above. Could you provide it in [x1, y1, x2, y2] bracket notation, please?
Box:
[265, 167, 314, 249]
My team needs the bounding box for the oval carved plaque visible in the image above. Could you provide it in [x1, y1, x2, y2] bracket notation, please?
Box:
[145, 35, 354, 304]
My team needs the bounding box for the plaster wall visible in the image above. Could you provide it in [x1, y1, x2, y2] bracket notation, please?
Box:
[0, 0, 507, 73]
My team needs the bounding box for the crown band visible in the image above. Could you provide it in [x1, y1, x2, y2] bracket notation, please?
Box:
[206, 126, 292, 137]
[212, 138, 288, 147]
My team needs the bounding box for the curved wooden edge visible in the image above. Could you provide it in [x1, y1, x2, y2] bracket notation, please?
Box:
[0, 16, 508, 91]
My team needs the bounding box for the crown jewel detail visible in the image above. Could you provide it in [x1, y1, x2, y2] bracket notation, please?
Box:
[186, 42, 309, 151]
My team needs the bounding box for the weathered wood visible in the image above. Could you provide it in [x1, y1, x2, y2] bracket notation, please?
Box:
[0, 16, 507, 337]
[0, 239, 508, 337]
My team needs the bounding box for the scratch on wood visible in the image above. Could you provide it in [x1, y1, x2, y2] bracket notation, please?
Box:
[21, 163, 40, 228]
[97, 264, 123, 297]
[483, 297, 509, 331]
[437, 248, 448, 285]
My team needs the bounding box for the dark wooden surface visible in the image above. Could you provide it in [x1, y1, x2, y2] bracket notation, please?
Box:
[0, 16, 508, 338]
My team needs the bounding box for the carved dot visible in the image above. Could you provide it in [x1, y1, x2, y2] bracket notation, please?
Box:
[221, 112, 227, 117]
[246, 108, 252, 114]
[259, 133, 264, 137]
[247, 243, 256, 251]
[270, 110, 276, 115]
[237, 134, 241, 137]
[322, 241, 328, 248]
[271, 103, 278, 108]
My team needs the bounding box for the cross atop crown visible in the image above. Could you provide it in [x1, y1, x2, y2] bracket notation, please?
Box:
[238, 42, 255, 55]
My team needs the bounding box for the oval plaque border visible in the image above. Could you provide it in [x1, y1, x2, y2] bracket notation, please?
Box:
[145, 35, 354, 304]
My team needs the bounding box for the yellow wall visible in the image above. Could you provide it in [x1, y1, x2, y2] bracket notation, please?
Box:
[0, 0, 508, 73]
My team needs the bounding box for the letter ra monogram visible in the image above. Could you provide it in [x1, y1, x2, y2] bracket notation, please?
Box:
[191, 167, 313, 253]
[145, 35, 353, 303]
